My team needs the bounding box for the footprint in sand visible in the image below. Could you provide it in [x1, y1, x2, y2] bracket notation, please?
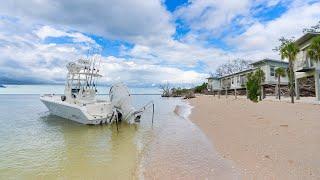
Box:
[288, 160, 294, 165]
[280, 124, 288, 127]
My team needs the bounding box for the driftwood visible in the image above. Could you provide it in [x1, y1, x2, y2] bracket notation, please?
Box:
[183, 91, 195, 99]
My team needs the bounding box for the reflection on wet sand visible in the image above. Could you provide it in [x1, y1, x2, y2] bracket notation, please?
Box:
[32, 114, 140, 179]
[0, 95, 239, 179]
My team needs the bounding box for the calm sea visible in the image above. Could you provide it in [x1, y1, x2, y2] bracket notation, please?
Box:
[0, 85, 238, 179]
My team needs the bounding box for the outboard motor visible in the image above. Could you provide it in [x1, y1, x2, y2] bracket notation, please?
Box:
[109, 83, 141, 124]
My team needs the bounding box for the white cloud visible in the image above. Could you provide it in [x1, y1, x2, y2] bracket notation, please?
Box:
[0, 18, 208, 85]
[0, 0, 243, 82]
[174, 0, 251, 35]
[0, 0, 175, 45]
[35, 26, 68, 39]
[0, 20, 93, 83]
[35, 26, 95, 44]
[227, 1, 320, 59]
[100, 56, 207, 85]
[1, 0, 320, 86]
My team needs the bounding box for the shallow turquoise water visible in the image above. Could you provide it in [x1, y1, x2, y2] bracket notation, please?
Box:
[0, 86, 238, 179]
[0, 94, 161, 179]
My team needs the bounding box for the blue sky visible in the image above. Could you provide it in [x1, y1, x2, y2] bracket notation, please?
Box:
[0, 0, 319, 86]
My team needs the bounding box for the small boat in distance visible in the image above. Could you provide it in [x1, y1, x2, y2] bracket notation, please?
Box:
[40, 56, 151, 125]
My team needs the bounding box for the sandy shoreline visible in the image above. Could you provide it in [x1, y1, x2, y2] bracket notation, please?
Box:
[188, 95, 320, 179]
[140, 100, 240, 179]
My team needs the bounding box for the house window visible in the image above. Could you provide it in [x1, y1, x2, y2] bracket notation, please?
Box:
[231, 78, 234, 84]
[270, 66, 275, 76]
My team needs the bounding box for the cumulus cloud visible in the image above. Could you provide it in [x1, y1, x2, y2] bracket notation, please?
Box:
[175, 0, 251, 35]
[35, 26, 95, 44]
[0, 0, 320, 86]
[0, 18, 207, 85]
[0, 19, 94, 83]
[100, 56, 207, 85]
[227, 0, 320, 59]
[0, 0, 175, 45]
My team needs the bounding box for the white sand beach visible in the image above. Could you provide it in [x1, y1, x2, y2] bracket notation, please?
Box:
[188, 95, 320, 179]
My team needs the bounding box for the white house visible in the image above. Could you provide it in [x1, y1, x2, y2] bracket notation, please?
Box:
[294, 32, 320, 101]
[207, 59, 289, 96]
[206, 77, 220, 91]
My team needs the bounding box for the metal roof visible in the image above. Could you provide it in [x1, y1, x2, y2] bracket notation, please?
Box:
[206, 76, 219, 80]
[218, 68, 256, 79]
[295, 32, 320, 46]
[209, 58, 288, 80]
[250, 58, 288, 66]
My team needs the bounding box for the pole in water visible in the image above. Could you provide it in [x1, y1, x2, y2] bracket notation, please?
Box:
[152, 103, 154, 125]
[115, 112, 119, 132]
[109, 111, 114, 123]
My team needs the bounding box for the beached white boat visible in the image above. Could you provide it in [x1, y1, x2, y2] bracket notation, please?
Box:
[40, 57, 149, 125]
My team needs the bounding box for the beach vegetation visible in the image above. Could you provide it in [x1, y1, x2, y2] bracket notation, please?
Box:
[307, 36, 320, 63]
[160, 83, 195, 98]
[255, 68, 265, 101]
[160, 83, 171, 97]
[246, 69, 265, 102]
[194, 82, 208, 93]
[276, 37, 299, 103]
[275, 67, 286, 100]
[171, 87, 189, 97]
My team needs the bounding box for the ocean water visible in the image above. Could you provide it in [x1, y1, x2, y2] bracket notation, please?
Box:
[0, 85, 238, 179]
[0, 84, 161, 95]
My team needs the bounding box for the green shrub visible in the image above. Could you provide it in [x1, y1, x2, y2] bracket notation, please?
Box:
[194, 82, 208, 93]
[246, 72, 259, 102]
[246, 69, 265, 102]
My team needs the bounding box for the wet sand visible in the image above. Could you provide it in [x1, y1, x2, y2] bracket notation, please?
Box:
[140, 103, 239, 179]
[188, 95, 320, 179]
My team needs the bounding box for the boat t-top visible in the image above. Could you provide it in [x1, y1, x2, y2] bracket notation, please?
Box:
[40, 56, 153, 125]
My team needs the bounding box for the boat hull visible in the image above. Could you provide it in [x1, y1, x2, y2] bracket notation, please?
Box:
[40, 96, 110, 125]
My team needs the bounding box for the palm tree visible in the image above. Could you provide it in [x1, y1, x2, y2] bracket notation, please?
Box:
[275, 67, 286, 100]
[280, 42, 299, 103]
[307, 36, 320, 63]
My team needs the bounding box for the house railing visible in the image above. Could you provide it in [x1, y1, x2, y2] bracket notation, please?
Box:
[221, 79, 231, 89]
[295, 59, 310, 70]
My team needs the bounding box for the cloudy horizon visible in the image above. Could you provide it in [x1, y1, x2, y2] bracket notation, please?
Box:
[0, 0, 320, 86]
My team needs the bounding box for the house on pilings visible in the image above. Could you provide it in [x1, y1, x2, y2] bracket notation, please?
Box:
[207, 59, 289, 98]
[294, 32, 320, 101]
